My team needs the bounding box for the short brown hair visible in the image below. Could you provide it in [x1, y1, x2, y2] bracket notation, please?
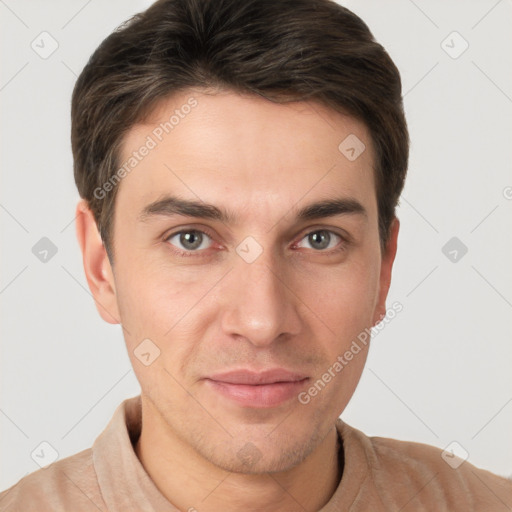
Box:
[71, 0, 409, 260]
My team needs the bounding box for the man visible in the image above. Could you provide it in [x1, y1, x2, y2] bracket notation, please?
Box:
[1, 0, 511, 510]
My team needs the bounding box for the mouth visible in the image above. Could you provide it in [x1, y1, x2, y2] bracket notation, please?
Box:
[203, 369, 309, 408]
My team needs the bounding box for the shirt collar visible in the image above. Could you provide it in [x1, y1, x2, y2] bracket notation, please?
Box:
[93, 395, 368, 511]
[93, 395, 179, 512]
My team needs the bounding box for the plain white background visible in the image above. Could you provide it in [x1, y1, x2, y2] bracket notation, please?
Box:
[1, 0, 511, 491]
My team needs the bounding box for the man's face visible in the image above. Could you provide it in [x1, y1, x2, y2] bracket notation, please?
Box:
[100, 90, 396, 473]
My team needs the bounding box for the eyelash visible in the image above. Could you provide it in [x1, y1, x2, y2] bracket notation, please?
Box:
[163, 227, 218, 258]
[164, 227, 348, 257]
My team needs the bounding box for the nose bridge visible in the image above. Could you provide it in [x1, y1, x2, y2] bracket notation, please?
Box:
[220, 246, 301, 346]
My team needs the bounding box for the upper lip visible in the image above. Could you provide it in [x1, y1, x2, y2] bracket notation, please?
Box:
[206, 369, 309, 385]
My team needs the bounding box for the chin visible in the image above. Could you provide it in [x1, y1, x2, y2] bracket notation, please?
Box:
[199, 427, 323, 475]
[208, 444, 311, 475]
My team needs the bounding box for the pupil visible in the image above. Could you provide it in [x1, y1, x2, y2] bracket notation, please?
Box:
[181, 231, 202, 250]
[309, 230, 330, 250]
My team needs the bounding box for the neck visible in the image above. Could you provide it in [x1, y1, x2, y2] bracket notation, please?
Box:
[134, 400, 343, 512]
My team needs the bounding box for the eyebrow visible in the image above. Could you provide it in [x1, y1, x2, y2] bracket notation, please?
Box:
[138, 195, 367, 224]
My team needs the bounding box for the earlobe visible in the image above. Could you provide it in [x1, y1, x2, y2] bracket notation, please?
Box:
[372, 217, 400, 326]
[75, 200, 120, 324]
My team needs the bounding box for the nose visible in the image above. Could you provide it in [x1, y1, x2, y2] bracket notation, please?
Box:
[219, 250, 302, 347]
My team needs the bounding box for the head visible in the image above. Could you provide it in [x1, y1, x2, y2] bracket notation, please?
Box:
[73, 0, 408, 474]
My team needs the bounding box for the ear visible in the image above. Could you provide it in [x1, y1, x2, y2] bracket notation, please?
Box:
[75, 199, 120, 324]
[372, 217, 399, 326]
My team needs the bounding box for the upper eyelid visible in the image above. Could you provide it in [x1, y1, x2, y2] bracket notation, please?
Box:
[296, 230, 342, 244]
[164, 226, 215, 241]
[165, 226, 347, 250]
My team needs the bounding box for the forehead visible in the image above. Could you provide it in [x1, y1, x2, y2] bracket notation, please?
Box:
[116, 89, 377, 225]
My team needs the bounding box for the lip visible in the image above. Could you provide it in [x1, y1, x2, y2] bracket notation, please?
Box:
[204, 369, 309, 408]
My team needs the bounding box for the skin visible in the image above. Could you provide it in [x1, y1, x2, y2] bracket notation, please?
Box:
[76, 89, 399, 512]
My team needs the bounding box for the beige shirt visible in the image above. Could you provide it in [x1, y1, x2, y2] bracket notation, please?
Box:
[1, 395, 511, 511]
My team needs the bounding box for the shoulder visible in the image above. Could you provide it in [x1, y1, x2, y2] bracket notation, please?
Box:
[339, 421, 512, 511]
[0, 448, 106, 512]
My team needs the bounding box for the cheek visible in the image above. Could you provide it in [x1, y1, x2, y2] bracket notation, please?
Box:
[113, 260, 225, 366]
[294, 252, 381, 333]
[295, 260, 378, 414]
[113, 269, 202, 395]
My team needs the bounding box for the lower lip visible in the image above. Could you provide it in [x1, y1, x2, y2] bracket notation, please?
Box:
[205, 379, 309, 408]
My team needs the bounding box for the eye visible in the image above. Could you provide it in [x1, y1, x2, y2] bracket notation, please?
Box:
[166, 230, 213, 252]
[296, 230, 343, 251]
